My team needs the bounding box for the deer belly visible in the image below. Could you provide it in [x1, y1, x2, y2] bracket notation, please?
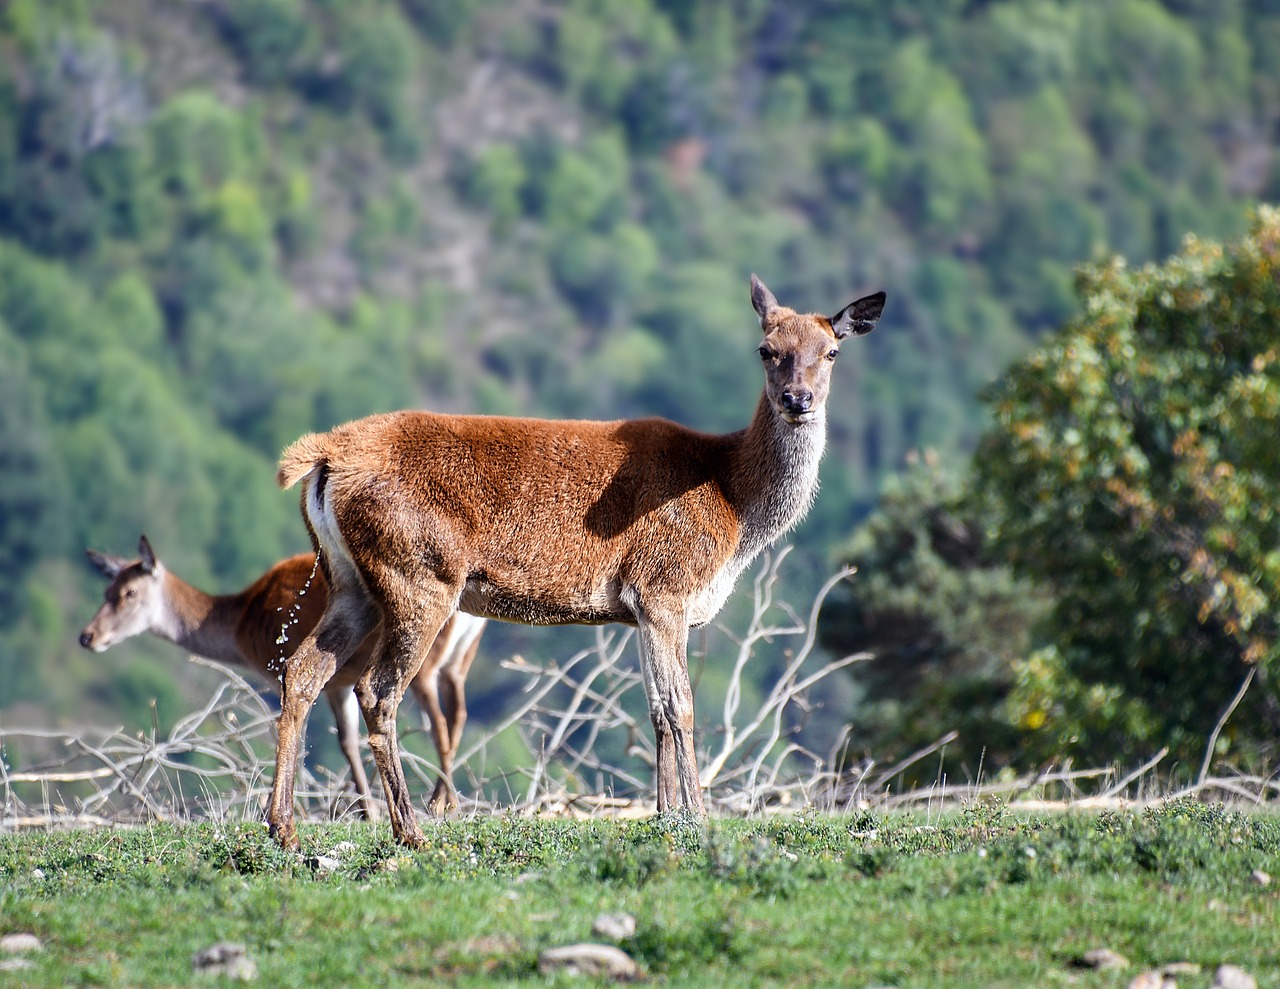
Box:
[458, 576, 632, 627]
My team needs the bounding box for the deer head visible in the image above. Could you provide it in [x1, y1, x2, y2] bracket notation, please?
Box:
[80, 535, 164, 652]
[751, 273, 885, 424]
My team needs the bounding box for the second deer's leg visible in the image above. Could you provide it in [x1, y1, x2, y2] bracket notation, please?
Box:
[325, 688, 379, 821]
[433, 620, 482, 813]
[409, 627, 456, 818]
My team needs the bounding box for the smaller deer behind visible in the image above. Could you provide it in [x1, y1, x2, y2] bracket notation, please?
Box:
[80, 535, 486, 817]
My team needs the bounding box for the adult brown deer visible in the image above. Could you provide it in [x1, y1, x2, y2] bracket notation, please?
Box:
[80, 535, 487, 818]
[269, 274, 885, 849]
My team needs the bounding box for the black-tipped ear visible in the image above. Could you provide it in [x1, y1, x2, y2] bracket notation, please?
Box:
[829, 291, 886, 339]
[86, 549, 128, 579]
[750, 273, 779, 324]
[138, 534, 157, 574]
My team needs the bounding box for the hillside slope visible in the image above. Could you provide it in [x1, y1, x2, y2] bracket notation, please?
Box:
[1, 0, 1277, 743]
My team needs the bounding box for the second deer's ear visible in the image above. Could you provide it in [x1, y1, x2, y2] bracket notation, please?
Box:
[829, 291, 886, 339]
[86, 549, 128, 579]
[138, 534, 158, 574]
[750, 273, 779, 326]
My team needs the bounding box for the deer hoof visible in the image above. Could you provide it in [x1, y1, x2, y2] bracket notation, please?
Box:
[269, 821, 300, 853]
[397, 827, 429, 851]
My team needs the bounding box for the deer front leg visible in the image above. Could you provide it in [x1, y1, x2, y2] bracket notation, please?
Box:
[633, 598, 705, 815]
[325, 688, 379, 821]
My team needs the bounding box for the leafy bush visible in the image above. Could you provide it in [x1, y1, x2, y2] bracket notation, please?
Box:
[980, 207, 1280, 768]
[0, 326, 65, 619]
[150, 91, 254, 197]
[818, 453, 1050, 779]
[216, 0, 312, 87]
[458, 143, 526, 231]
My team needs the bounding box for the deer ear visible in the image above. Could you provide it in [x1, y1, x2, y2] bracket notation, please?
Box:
[750, 273, 779, 326]
[829, 291, 886, 339]
[86, 549, 128, 579]
[138, 534, 158, 574]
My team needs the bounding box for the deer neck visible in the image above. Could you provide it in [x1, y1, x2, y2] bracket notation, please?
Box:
[155, 573, 246, 666]
[726, 393, 827, 561]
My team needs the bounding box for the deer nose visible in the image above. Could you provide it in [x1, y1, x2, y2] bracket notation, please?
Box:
[79, 629, 94, 649]
[781, 389, 813, 415]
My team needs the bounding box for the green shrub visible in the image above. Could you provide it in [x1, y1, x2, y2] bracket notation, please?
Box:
[217, 0, 312, 86]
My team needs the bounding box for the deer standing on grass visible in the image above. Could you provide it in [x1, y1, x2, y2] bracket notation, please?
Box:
[268, 275, 885, 849]
[80, 535, 487, 818]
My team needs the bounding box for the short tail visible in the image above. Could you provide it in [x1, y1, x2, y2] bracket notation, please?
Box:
[277, 432, 330, 490]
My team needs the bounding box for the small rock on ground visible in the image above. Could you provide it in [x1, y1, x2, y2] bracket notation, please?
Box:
[1212, 965, 1257, 989]
[0, 933, 42, 954]
[538, 943, 639, 981]
[1079, 948, 1130, 970]
[0, 958, 34, 973]
[306, 855, 342, 875]
[1248, 869, 1271, 887]
[1127, 971, 1173, 989]
[592, 912, 637, 941]
[192, 941, 257, 981]
[1161, 963, 1201, 977]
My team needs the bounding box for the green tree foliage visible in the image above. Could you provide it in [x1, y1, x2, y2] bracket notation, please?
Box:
[979, 208, 1280, 768]
[216, 0, 314, 87]
[819, 453, 1050, 780]
[458, 143, 526, 232]
[0, 0, 1278, 760]
[0, 324, 66, 621]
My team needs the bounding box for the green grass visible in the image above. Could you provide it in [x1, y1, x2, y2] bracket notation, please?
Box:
[2, 800, 1278, 987]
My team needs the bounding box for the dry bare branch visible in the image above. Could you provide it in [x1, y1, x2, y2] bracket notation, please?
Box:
[5, 550, 1279, 829]
[1198, 666, 1256, 786]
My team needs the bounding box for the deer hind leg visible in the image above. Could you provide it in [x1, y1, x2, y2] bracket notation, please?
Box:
[268, 592, 379, 850]
[357, 574, 457, 848]
[325, 688, 379, 821]
[630, 594, 705, 815]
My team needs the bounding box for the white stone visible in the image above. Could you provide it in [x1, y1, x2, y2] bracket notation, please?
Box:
[0, 933, 42, 954]
[1212, 964, 1257, 989]
[538, 943, 638, 980]
[592, 912, 637, 941]
[1080, 948, 1129, 970]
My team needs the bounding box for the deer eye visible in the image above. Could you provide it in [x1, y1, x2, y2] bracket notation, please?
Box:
[758, 346, 775, 362]
[125, 589, 137, 600]
[826, 349, 839, 361]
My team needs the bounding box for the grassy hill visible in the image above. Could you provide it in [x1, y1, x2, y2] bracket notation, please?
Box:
[1, 803, 1278, 987]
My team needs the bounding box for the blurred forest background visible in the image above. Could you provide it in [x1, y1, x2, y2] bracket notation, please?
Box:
[3, 0, 1280, 794]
